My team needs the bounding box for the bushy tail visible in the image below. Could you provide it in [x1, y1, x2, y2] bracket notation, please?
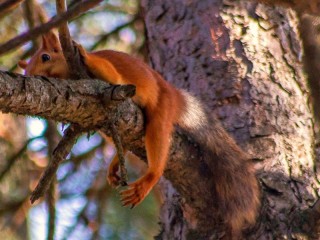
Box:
[178, 90, 260, 234]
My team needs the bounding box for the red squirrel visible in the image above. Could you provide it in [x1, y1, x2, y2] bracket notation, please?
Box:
[18, 31, 260, 235]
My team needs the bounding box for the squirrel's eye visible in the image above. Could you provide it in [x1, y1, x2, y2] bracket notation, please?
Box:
[41, 54, 51, 62]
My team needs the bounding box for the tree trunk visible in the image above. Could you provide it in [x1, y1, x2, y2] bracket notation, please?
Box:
[142, 0, 319, 239]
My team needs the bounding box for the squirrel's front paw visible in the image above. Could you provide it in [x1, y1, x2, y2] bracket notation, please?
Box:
[120, 172, 158, 208]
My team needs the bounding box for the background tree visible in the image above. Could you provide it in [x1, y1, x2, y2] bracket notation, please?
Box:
[142, 0, 320, 238]
[0, 0, 320, 239]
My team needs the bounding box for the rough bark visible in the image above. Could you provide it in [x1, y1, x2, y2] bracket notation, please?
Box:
[0, 0, 319, 238]
[0, 71, 137, 129]
[0, 70, 254, 238]
[0, 0, 24, 19]
[0, 70, 145, 162]
[143, 0, 319, 239]
[254, 0, 320, 15]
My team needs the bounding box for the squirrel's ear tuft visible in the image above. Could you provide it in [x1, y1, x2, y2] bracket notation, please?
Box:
[42, 31, 61, 51]
[18, 60, 28, 69]
[41, 35, 50, 49]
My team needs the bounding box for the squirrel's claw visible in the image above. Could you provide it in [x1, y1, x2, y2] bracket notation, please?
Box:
[120, 184, 143, 208]
[119, 173, 156, 207]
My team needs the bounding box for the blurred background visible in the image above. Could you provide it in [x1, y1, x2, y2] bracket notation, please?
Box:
[0, 0, 160, 239]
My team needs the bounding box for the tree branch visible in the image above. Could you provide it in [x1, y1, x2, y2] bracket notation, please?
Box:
[0, 0, 103, 55]
[110, 121, 128, 186]
[89, 17, 138, 51]
[32, 0, 48, 24]
[30, 125, 81, 203]
[45, 120, 59, 240]
[0, 0, 25, 19]
[49, 0, 93, 208]
[0, 70, 138, 203]
[23, 0, 38, 49]
[0, 136, 42, 182]
[0, 70, 267, 231]
[56, 0, 88, 79]
[23, 0, 36, 31]
[56, 0, 71, 47]
[0, 71, 136, 127]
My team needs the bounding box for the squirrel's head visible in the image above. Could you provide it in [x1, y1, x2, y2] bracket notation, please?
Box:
[18, 31, 69, 79]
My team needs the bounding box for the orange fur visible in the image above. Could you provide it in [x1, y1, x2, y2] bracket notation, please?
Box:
[20, 32, 69, 78]
[20, 33, 184, 208]
[19, 32, 260, 236]
[78, 47, 185, 207]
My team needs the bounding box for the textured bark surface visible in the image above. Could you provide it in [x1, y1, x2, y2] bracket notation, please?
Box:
[254, 0, 320, 15]
[0, 70, 256, 238]
[0, 70, 146, 158]
[143, 0, 319, 239]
